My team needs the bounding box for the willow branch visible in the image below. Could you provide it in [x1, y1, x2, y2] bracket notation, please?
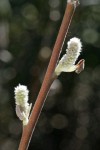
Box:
[18, 1, 79, 150]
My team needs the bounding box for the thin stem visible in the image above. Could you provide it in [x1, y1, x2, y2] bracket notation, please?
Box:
[18, 1, 79, 150]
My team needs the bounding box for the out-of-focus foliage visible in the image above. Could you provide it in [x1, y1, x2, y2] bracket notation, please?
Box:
[0, 0, 100, 150]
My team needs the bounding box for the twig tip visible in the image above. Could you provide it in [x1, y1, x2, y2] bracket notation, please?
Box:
[67, 0, 80, 7]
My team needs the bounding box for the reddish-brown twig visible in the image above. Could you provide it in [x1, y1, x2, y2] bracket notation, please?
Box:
[18, 1, 79, 150]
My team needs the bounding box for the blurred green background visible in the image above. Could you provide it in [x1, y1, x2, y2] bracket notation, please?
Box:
[0, 0, 100, 150]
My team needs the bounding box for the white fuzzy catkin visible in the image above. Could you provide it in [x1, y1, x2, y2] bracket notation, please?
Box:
[55, 37, 82, 75]
[14, 84, 32, 125]
[15, 84, 29, 106]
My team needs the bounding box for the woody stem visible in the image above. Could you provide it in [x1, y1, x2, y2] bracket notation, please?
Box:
[18, 1, 79, 150]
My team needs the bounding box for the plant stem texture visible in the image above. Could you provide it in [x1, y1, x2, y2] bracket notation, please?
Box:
[18, 1, 79, 150]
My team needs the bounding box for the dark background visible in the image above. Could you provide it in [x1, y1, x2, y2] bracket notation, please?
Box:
[0, 0, 100, 150]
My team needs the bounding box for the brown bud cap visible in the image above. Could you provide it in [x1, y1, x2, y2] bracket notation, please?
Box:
[75, 59, 85, 74]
